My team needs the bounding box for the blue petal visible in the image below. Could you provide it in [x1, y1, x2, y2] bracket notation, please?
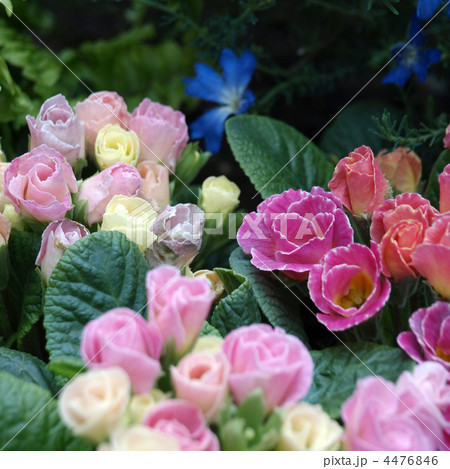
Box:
[409, 14, 425, 47]
[382, 65, 412, 86]
[416, 0, 442, 20]
[183, 63, 229, 104]
[412, 61, 428, 82]
[220, 48, 256, 96]
[447, 2, 450, 17]
[189, 106, 233, 154]
[421, 48, 441, 66]
[236, 89, 255, 115]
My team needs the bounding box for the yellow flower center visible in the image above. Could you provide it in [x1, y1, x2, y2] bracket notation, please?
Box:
[335, 271, 373, 309]
[436, 346, 450, 362]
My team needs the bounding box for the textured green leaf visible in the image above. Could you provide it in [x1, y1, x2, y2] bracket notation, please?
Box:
[425, 149, 450, 210]
[0, 371, 92, 450]
[229, 248, 309, 346]
[211, 280, 261, 336]
[304, 342, 415, 419]
[226, 115, 333, 198]
[200, 321, 222, 338]
[0, 243, 8, 290]
[0, 347, 58, 394]
[44, 231, 149, 363]
[47, 356, 86, 381]
[214, 267, 246, 294]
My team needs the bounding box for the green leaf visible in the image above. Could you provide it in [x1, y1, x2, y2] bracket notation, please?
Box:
[0, 371, 92, 450]
[200, 321, 222, 338]
[425, 149, 450, 210]
[44, 231, 149, 363]
[214, 267, 246, 294]
[0, 1, 12, 16]
[320, 101, 389, 157]
[225, 115, 333, 199]
[211, 280, 261, 336]
[173, 142, 211, 190]
[304, 342, 415, 419]
[0, 243, 9, 290]
[0, 347, 58, 395]
[47, 356, 85, 381]
[229, 248, 309, 346]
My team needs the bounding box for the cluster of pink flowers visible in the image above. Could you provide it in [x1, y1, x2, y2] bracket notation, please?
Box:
[59, 265, 315, 450]
[238, 144, 450, 332]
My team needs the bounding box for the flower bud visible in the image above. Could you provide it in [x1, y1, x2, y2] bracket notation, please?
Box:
[101, 195, 157, 252]
[0, 212, 11, 246]
[376, 147, 421, 193]
[95, 124, 139, 170]
[128, 390, 169, 424]
[2, 204, 25, 231]
[192, 336, 224, 355]
[193, 269, 224, 301]
[199, 175, 240, 215]
[145, 203, 205, 268]
[278, 402, 343, 451]
[36, 219, 89, 283]
[444, 124, 450, 150]
[137, 161, 170, 210]
[0, 162, 10, 212]
[58, 367, 130, 443]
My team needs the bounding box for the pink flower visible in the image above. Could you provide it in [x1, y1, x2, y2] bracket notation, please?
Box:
[341, 370, 444, 451]
[0, 162, 10, 212]
[370, 192, 437, 243]
[142, 399, 220, 450]
[237, 187, 353, 281]
[444, 124, 450, 150]
[171, 352, 230, 421]
[81, 308, 163, 394]
[376, 147, 422, 193]
[222, 324, 313, 412]
[26, 94, 85, 166]
[0, 212, 11, 246]
[308, 242, 390, 331]
[412, 213, 450, 299]
[398, 301, 450, 371]
[328, 145, 389, 216]
[146, 266, 214, 354]
[137, 161, 170, 210]
[128, 98, 189, 171]
[36, 219, 89, 283]
[77, 162, 142, 225]
[4, 144, 77, 222]
[75, 91, 130, 155]
[438, 163, 450, 213]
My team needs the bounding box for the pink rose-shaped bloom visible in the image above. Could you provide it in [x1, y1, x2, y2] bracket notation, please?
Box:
[328, 145, 389, 215]
[36, 219, 89, 283]
[77, 162, 142, 225]
[376, 147, 422, 193]
[81, 308, 163, 394]
[146, 266, 214, 354]
[222, 324, 313, 412]
[412, 213, 450, 299]
[439, 163, 450, 213]
[26, 94, 85, 166]
[75, 91, 130, 155]
[137, 161, 170, 210]
[308, 242, 391, 331]
[4, 144, 77, 222]
[128, 98, 189, 171]
[237, 187, 353, 281]
[142, 399, 220, 450]
[342, 371, 443, 451]
[171, 352, 230, 421]
[398, 301, 450, 371]
[0, 212, 11, 246]
[0, 162, 10, 212]
[444, 124, 450, 150]
[370, 192, 438, 243]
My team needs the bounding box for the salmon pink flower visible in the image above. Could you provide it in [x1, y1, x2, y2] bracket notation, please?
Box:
[328, 145, 389, 216]
[398, 301, 450, 371]
[439, 163, 450, 213]
[307, 242, 391, 331]
[237, 187, 353, 280]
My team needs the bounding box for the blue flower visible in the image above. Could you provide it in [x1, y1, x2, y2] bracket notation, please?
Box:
[417, 0, 450, 20]
[184, 49, 256, 154]
[382, 15, 441, 87]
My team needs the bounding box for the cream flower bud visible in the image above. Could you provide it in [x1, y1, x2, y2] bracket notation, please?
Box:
[0, 212, 11, 246]
[98, 425, 180, 451]
[278, 402, 343, 451]
[95, 124, 140, 170]
[200, 175, 240, 215]
[59, 367, 130, 443]
[2, 204, 25, 231]
[193, 269, 225, 301]
[192, 336, 224, 355]
[128, 389, 169, 424]
[0, 162, 10, 212]
[101, 195, 157, 252]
